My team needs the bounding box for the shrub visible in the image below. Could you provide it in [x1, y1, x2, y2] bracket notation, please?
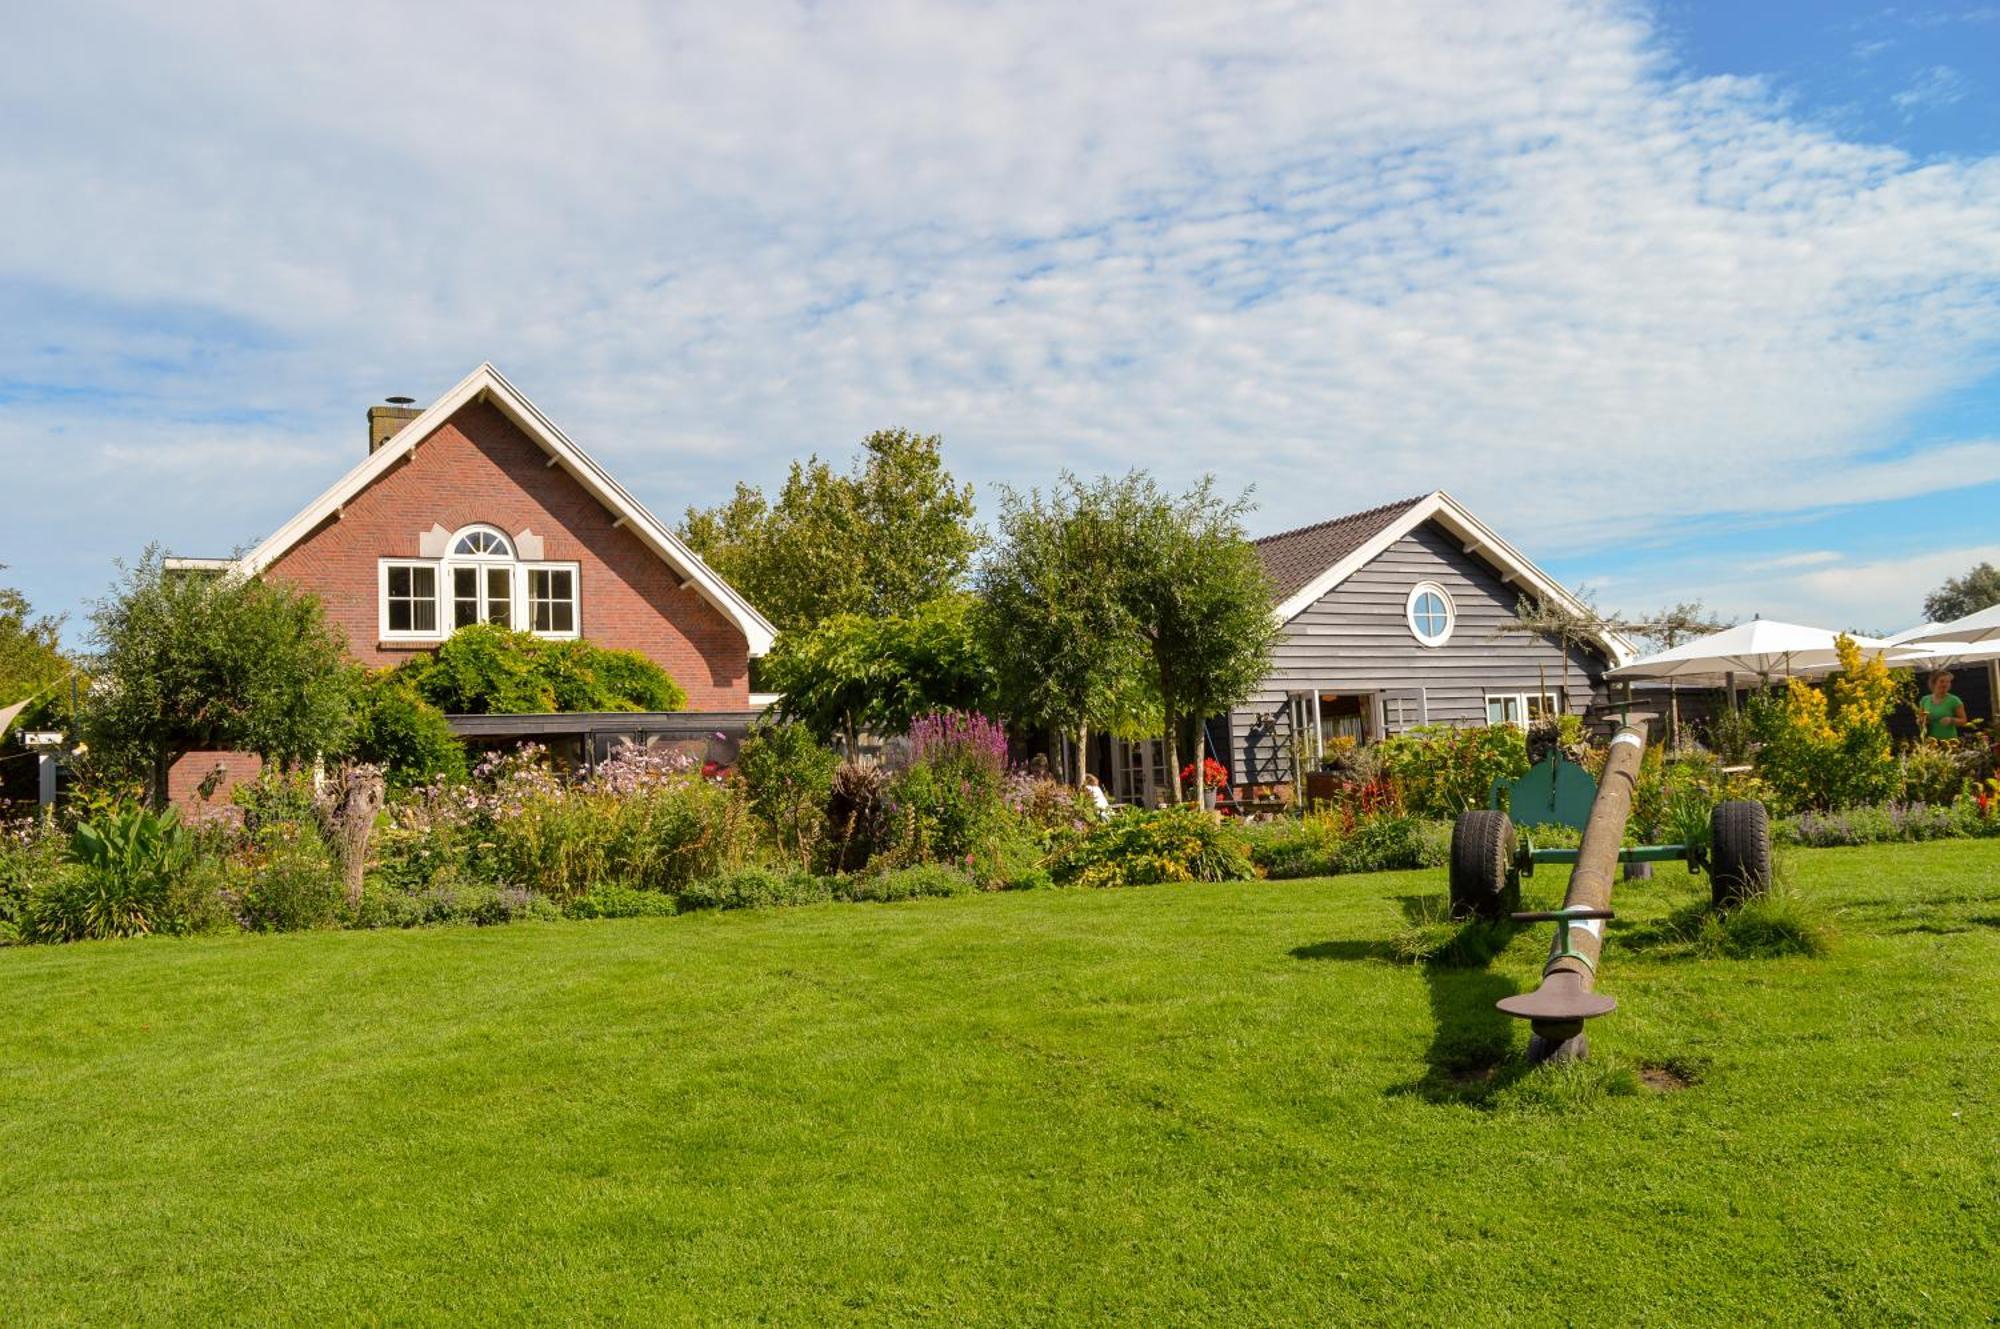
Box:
[240, 821, 344, 932]
[879, 715, 1013, 870]
[483, 767, 755, 901]
[823, 761, 889, 874]
[841, 863, 975, 902]
[0, 816, 67, 941]
[564, 884, 681, 920]
[1778, 801, 1967, 848]
[904, 710, 1008, 779]
[1377, 724, 1528, 819]
[1751, 638, 1905, 813]
[1336, 814, 1450, 874]
[1004, 774, 1097, 835]
[353, 677, 467, 789]
[23, 805, 199, 942]
[24, 866, 156, 942]
[356, 880, 560, 929]
[1899, 740, 1977, 808]
[393, 624, 687, 715]
[1047, 805, 1254, 890]
[1244, 813, 1346, 880]
[680, 867, 836, 911]
[1631, 748, 1771, 845]
[736, 723, 839, 864]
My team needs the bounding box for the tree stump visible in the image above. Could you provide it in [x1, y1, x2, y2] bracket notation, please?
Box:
[318, 764, 385, 910]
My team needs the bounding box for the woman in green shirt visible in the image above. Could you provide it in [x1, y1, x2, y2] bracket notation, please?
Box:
[1921, 671, 1969, 740]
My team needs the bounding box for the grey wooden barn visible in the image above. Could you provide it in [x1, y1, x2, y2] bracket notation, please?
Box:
[1106, 491, 1633, 803]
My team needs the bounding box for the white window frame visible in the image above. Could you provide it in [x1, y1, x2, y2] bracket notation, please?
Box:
[1485, 691, 1564, 728]
[376, 524, 582, 643]
[380, 561, 443, 641]
[522, 563, 582, 639]
[1406, 581, 1455, 648]
[444, 524, 516, 633]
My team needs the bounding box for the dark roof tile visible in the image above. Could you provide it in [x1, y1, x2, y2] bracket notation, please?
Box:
[1253, 495, 1428, 603]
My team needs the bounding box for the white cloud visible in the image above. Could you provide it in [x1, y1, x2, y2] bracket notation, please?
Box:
[6, 0, 2000, 624]
[1891, 64, 1970, 114]
[1599, 543, 2000, 636]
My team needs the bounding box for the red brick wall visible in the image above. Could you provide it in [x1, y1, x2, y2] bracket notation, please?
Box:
[265, 400, 750, 707]
[167, 750, 264, 813]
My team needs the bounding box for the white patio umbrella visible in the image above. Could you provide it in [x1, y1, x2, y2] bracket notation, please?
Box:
[1605, 619, 1915, 682]
[1901, 604, 2000, 646]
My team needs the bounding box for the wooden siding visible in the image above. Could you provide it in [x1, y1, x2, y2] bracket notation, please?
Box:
[1226, 520, 1610, 781]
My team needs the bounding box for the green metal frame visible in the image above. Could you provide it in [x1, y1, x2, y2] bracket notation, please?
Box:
[1514, 831, 1707, 878]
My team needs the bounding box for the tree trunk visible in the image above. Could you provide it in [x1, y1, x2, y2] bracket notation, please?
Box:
[317, 764, 385, 911]
[1074, 722, 1089, 789]
[1193, 716, 1209, 811]
[150, 749, 173, 812]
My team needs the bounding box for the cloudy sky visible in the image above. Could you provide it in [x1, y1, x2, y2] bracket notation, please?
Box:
[6, 0, 2000, 639]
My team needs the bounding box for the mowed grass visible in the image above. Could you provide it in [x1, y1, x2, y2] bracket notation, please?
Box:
[2, 844, 1997, 1326]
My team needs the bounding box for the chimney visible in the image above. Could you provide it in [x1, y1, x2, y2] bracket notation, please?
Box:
[367, 396, 421, 454]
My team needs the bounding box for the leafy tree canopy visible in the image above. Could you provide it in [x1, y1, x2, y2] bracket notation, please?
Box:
[83, 551, 355, 805]
[976, 476, 1159, 767]
[679, 428, 979, 633]
[1922, 562, 2000, 626]
[1115, 475, 1280, 801]
[0, 567, 70, 704]
[764, 594, 996, 747]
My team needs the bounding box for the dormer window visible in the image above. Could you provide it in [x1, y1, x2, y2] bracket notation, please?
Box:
[379, 524, 579, 643]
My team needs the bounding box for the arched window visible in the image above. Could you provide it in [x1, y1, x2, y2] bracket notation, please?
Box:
[1406, 581, 1454, 647]
[452, 528, 513, 558]
[446, 525, 517, 629]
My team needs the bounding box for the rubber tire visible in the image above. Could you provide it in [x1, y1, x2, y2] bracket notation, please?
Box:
[1710, 800, 1772, 908]
[1449, 810, 1518, 921]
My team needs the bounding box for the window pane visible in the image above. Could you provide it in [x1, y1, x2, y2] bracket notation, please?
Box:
[486, 567, 511, 626]
[528, 568, 575, 633]
[388, 598, 412, 632]
[453, 566, 479, 628]
[410, 595, 436, 633]
[388, 566, 410, 598]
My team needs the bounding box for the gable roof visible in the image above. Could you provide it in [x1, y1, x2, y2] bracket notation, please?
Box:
[233, 363, 778, 656]
[1254, 496, 1425, 605]
[1256, 490, 1636, 665]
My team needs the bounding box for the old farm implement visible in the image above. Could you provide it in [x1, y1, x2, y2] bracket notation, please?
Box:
[1447, 719, 1772, 1062]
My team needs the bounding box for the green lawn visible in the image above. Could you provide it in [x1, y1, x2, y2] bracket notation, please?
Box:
[1, 844, 1996, 1326]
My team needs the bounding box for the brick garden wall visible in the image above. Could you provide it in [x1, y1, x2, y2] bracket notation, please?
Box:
[265, 399, 751, 708]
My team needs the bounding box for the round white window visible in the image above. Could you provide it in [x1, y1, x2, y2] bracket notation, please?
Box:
[1406, 582, 1454, 647]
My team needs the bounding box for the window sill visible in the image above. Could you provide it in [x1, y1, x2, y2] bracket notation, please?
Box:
[377, 638, 444, 651]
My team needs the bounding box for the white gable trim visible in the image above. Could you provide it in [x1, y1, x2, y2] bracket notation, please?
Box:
[1269, 490, 1636, 666]
[235, 363, 777, 656]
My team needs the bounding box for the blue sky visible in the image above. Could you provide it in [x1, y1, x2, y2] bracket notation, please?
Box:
[5, 0, 2000, 643]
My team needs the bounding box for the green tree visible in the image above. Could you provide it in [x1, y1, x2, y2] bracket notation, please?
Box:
[0, 566, 70, 707]
[1118, 477, 1281, 805]
[977, 476, 1156, 784]
[1922, 562, 2000, 625]
[83, 551, 356, 806]
[764, 594, 996, 749]
[679, 429, 979, 632]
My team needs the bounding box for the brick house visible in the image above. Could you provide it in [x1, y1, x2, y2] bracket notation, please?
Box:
[166, 363, 776, 798]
